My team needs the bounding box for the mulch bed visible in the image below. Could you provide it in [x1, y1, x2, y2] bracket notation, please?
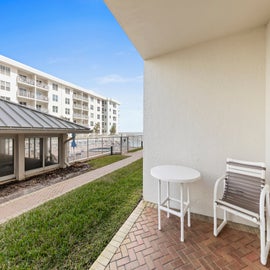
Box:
[0, 162, 90, 204]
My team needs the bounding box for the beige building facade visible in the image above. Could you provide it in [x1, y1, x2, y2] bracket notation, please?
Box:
[0, 55, 119, 134]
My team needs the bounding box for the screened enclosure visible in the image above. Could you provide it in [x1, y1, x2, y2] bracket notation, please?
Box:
[0, 137, 14, 177]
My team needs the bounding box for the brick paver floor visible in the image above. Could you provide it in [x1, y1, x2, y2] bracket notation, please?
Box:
[0, 150, 142, 224]
[104, 204, 270, 270]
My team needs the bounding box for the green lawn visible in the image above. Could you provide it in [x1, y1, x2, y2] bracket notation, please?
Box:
[88, 154, 127, 170]
[0, 159, 143, 270]
[128, 147, 143, 153]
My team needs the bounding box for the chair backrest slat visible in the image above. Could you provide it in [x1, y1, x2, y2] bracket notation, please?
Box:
[223, 158, 266, 214]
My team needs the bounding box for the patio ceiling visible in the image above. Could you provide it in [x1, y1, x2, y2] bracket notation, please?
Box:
[105, 0, 270, 60]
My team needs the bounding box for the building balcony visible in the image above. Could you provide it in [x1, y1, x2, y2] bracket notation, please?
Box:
[17, 76, 35, 87]
[73, 94, 89, 102]
[36, 81, 49, 91]
[73, 113, 83, 119]
[36, 95, 48, 102]
[83, 106, 89, 111]
[73, 104, 83, 110]
[73, 94, 83, 101]
[17, 89, 35, 99]
[73, 113, 89, 120]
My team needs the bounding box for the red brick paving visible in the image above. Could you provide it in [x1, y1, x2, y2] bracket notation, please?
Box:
[106, 206, 270, 270]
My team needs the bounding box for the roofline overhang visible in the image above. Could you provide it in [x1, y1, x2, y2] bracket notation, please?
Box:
[0, 129, 90, 135]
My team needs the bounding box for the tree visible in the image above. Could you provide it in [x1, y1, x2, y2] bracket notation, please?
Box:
[110, 123, 116, 135]
[93, 122, 100, 134]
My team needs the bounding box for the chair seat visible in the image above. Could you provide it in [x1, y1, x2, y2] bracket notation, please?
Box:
[216, 199, 260, 221]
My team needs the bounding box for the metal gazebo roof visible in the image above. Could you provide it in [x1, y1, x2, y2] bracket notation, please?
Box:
[0, 99, 91, 134]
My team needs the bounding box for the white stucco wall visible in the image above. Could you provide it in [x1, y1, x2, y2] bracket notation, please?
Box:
[143, 27, 266, 220]
[266, 22, 270, 175]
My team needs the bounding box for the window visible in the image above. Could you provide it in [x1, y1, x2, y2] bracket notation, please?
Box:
[113, 104, 116, 108]
[113, 110, 117, 114]
[90, 121, 94, 126]
[65, 88, 70, 94]
[0, 64, 10, 76]
[90, 105, 94, 110]
[0, 137, 14, 177]
[52, 83, 58, 91]
[45, 137, 59, 166]
[36, 104, 42, 111]
[25, 137, 43, 171]
[97, 106, 100, 111]
[90, 113, 94, 118]
[65, 108, 70, 115]
[52, 106, 58, 113]
[1, 81, 5, 90]
[65, 98, 70, 105]
[6, 82, 10, 91]
[52, 94, 58, 102]
[97, 114, 100, 119]
[0, 81, 10, 91]
[113, 117, 117, 121]
[91, 97, 94, 101]
[97, 99, 100, 104]
[20, 102, 27, 106]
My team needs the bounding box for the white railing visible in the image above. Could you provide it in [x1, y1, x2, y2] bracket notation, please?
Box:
[17, 89, 35, 99]
[36, 95, 48, 102]
[36, 82, 49, 90]
[17, 76, 35, 86]
[73, 104, 83, 109]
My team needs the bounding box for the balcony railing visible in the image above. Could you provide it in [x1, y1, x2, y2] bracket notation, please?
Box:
[73, 104, 83, 109]
[36, 81, 49, 90]
[73, 94, 89, 102]
[73, 94, 83, 100]
[17, 89, 48, 102]
[17, 76, 35, 86]
[73, 113, 89, 120]
[17, 90, 35, 99]
[36, 95, 48, 102]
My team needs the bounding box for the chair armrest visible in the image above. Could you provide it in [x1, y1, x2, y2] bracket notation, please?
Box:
[214, 175, 226, 202]
[260, 184, 270, 218]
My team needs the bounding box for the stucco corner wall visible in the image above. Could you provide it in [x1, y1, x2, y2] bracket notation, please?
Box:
[143, 27, 266, 220]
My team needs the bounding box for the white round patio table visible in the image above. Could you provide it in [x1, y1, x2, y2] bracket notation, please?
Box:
[151, 165, 200, 242]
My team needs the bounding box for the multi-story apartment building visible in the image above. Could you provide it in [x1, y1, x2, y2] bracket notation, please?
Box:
[0, 55, 119, 134]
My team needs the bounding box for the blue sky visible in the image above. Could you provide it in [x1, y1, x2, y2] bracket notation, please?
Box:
[0, 0, 143, 132]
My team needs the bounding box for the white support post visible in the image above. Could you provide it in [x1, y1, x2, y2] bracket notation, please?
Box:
[16, 134, 25, 180]
[60, 134, 68, 168]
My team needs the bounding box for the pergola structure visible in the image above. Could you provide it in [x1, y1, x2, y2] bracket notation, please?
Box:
[0, 99, 90, 183]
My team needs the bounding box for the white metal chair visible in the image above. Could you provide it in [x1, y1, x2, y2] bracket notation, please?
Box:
[213, 158, 270, 265]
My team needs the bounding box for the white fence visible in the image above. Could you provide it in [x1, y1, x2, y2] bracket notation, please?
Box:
[67, 135, 143, 163]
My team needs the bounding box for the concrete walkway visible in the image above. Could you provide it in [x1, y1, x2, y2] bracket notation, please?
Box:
[0, 150, 143, 224]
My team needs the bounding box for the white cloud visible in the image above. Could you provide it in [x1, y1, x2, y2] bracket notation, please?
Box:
[96, 74, 143, 84]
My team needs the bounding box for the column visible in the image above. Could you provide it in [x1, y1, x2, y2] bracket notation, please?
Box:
[16, 134, 25, 180]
